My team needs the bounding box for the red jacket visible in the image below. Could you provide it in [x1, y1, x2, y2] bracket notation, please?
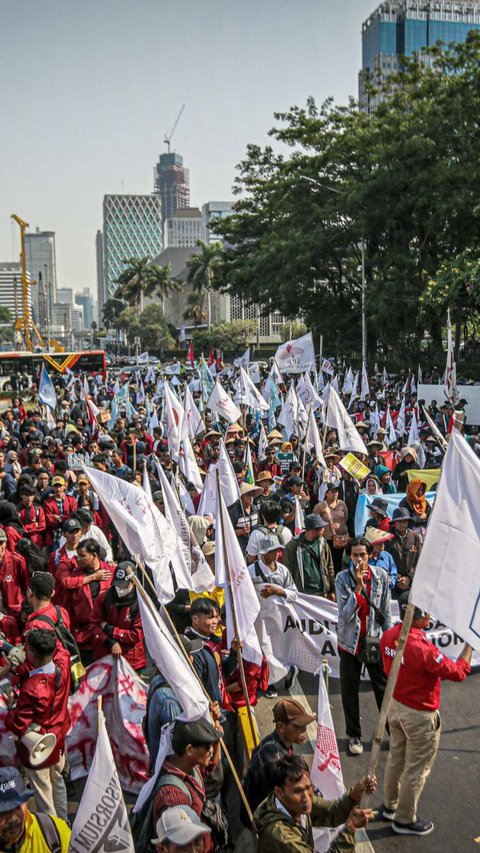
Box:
[5, 652, 71, 768]
[55, 560, 113, 648]
[43, 495, 78, 546]
[48, 545, 77, 580]
[24, 602, 71, 635]
[381, 623, 471, 712]
[1, 525, 23, 554]
[0, 611, 20, 647]
[0, 551, 29, 619]
[87, 589, 146, 670]
[18, 504, 46, 548]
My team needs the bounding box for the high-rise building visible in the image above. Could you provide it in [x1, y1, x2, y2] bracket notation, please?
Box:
[95, 230, 106, 314]
[153, 152, 190, 222]
[75, 287, 94, 329]
[360, 1, 480, 109]
[166, 208, 203, 248]
[57, 287, 73, 306]
[0, 263, 31, 326]
[202, 201, 233, 244]
[24, 228, 57, 325]
[102, 194, 163, 304]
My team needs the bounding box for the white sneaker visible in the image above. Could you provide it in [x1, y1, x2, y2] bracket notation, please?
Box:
[348, 737, 363, 755]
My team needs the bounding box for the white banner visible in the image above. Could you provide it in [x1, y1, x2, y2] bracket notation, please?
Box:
[275, 332, 315, 374]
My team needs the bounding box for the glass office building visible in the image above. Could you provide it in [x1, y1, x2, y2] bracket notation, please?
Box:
[102, 195, 163, 303]
[360, 1, 480, 108]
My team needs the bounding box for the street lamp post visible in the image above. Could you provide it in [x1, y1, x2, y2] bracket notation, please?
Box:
[359, 240, 367, 366]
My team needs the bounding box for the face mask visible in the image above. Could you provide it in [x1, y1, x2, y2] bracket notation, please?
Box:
[115, 585, 133, 598]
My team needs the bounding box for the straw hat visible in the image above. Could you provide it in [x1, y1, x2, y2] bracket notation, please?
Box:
[239, 482, 263, 498]
[364, 527, 394, 545]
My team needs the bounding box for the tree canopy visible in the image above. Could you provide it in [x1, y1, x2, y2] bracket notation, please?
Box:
[213, 33, 480, 364]
[114, 256, 178, 314]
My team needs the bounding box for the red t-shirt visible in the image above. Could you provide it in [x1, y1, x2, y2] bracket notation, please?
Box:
[381, 623, 470, 711]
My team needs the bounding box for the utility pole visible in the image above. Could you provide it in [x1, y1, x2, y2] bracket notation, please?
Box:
[359, 240, 367, 366]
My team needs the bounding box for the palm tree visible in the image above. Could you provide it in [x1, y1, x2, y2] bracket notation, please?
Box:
[114, 256, 178, 315]
[182, 292, 207, 329]
[186, 242, 223, 329]
[102, 297, 127, 331]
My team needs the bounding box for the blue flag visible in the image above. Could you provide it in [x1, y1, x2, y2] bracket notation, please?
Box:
[38, 365, 57, 411]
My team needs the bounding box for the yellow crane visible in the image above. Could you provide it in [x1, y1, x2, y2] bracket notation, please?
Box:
[11, 214, 45, 351]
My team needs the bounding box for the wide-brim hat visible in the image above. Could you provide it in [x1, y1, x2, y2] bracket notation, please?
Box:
[267, 429, 283, 440]
[364, 527, 394, 545]
[240, 482, 263, 498]
[257, 471, 274, 483]
[369, 497, 389, 517]
[227, 423, 244, 433]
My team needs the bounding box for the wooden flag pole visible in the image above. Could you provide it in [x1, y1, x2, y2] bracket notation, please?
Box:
[130, 562, 257, 831]
[361, 602, 415, 806]
[216, 471, 260, 755]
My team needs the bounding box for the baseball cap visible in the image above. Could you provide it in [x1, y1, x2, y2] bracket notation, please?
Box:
[151, 806, 211, 845]
[289, 475, 303, 486]
[77, 474, 90, 485]
[62, 518, 82, 534]
[258, 534, 281, 554]
[172, 719, 221, 750]
[304, 513, 328, 531]
[0, 529, 7, 543]
[52, 476, 65, 486]
[273, 698, 316, 727]
[113, 561, 135, 587]
[0, 766, 34, 813]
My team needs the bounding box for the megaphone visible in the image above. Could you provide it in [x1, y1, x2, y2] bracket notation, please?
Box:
[20, 729, 57, 767]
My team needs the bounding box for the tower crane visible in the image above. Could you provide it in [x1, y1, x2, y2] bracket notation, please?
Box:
[11, 214, 45, 352]
[164, 104, 186, 152]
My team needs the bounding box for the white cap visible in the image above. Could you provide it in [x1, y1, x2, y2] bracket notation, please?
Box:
[151, 805, 211, 845]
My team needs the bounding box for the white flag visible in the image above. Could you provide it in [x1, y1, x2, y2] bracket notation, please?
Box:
[184, 384, 205, 438]
[305, 410, 327, 469]
[294, 496, 304, 536]
[275, 332, 315, 374]
[407, 407, 420, 446]
[386, 404, 397, 446]
[179, 436, 204, 492]
[258, 422, 268, 462]
[396, 395, 406, 437]
[297, 373, 322, 412]
[411, 430, 480, 652]
[207, 379, 242, 424]
[138, 594, 210, 718]
[326, 387, 366, 455]
[278, 385, 299, 438]
[70, 711, 134, 853]
[137, 351, 149, 364]
[234, 346, 250, 368]
[311, 671, 343, 800]
[215, 489, 262, 664]
[237, 366, 269, 411]
[342, 367, 353, 395]
[164, 382, 187, 461]
[444, 309, 459, 405]
[348, 372, 359, 410]
[85, 466, 174, 602]
[360, 363, 369, 401]
[321, 358, 335, 377]
[198, 442, 239, 516]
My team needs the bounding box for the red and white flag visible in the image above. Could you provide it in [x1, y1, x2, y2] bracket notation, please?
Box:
[310, 670, 344, 852]
[294, 496, 304, 536]
[187, 341, 194, 366]
[207, 378, 242, 424]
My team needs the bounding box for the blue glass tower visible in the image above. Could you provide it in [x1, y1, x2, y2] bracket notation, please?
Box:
[360, 1, 480, 109]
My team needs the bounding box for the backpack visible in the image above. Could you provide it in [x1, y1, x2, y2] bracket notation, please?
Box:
[130, 771, 230, 853]
[35, 812, 61, 852]
[34, 606, 85, 694]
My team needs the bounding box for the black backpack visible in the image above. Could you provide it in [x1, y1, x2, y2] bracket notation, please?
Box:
[34, 606, 85, 693]
[36, 812, 62, 852]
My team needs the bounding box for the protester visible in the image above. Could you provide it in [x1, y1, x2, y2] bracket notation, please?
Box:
[283, 513, 335, 597]
[0, 766, 71, 852]
[151, 805, 211, 853]
[379, 603, 472, 836]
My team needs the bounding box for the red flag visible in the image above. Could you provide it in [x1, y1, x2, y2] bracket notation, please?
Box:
[187, 342, 194, 366]
[215, 349, 223, 370]
[207, 347, 215, 367]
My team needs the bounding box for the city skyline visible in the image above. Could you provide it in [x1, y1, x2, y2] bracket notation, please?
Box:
[0, 0, 375, 293]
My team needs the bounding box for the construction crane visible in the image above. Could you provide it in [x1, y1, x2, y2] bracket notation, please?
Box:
[164, 104, 186, 152]
[11, 214, 45, 352]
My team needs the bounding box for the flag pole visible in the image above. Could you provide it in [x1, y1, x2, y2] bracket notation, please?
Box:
[216, 471, 260, 755]
[130, 561, 257, 830]
[97, 695, 102, 734]
[302, 405, 312, 481]
[361, 602, 415, 806]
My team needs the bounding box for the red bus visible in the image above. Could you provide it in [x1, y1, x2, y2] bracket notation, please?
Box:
[0, 350, 107, 390]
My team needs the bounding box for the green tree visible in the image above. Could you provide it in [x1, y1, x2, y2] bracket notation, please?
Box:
[0, 306, 13, 344]
[192, 320, 256, 353]
[186, 242, 223, 329]
[214, 33, 480, 363]
[118, 304, 175, 352]
[279, 321, 308, 342]
[114, 256, 178, 314]
[183, 292, 207, 329]
[102, 298, 126, 330]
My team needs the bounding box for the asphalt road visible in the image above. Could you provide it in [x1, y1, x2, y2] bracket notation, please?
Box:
[259, 668, 480, 853]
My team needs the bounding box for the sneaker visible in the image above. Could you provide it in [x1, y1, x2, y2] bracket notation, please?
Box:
[375, 805, 396, 822]
[265, 685, 278, 698]
[393, 819, 434, 836]
[347, 737, 363, 755]
[284, 665, 298, 690]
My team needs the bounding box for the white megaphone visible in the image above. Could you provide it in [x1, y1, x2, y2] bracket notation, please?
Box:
[19, 726, 57, 767]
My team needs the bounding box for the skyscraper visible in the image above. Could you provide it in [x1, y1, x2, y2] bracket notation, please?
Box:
[102, 195, 163, 303]
[24, 228, 57, 325]
[75, 288, 94, 329]
[95, 230, 106, 315]
[0, 263, 31, 328]
[360, 1, 480, 108]
[202, 201, 234, 244]
[166, 208, 203, 248]
[153, 152, 190, 222]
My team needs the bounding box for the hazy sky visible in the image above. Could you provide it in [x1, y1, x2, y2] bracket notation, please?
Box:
[0, 0, 375, 295]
